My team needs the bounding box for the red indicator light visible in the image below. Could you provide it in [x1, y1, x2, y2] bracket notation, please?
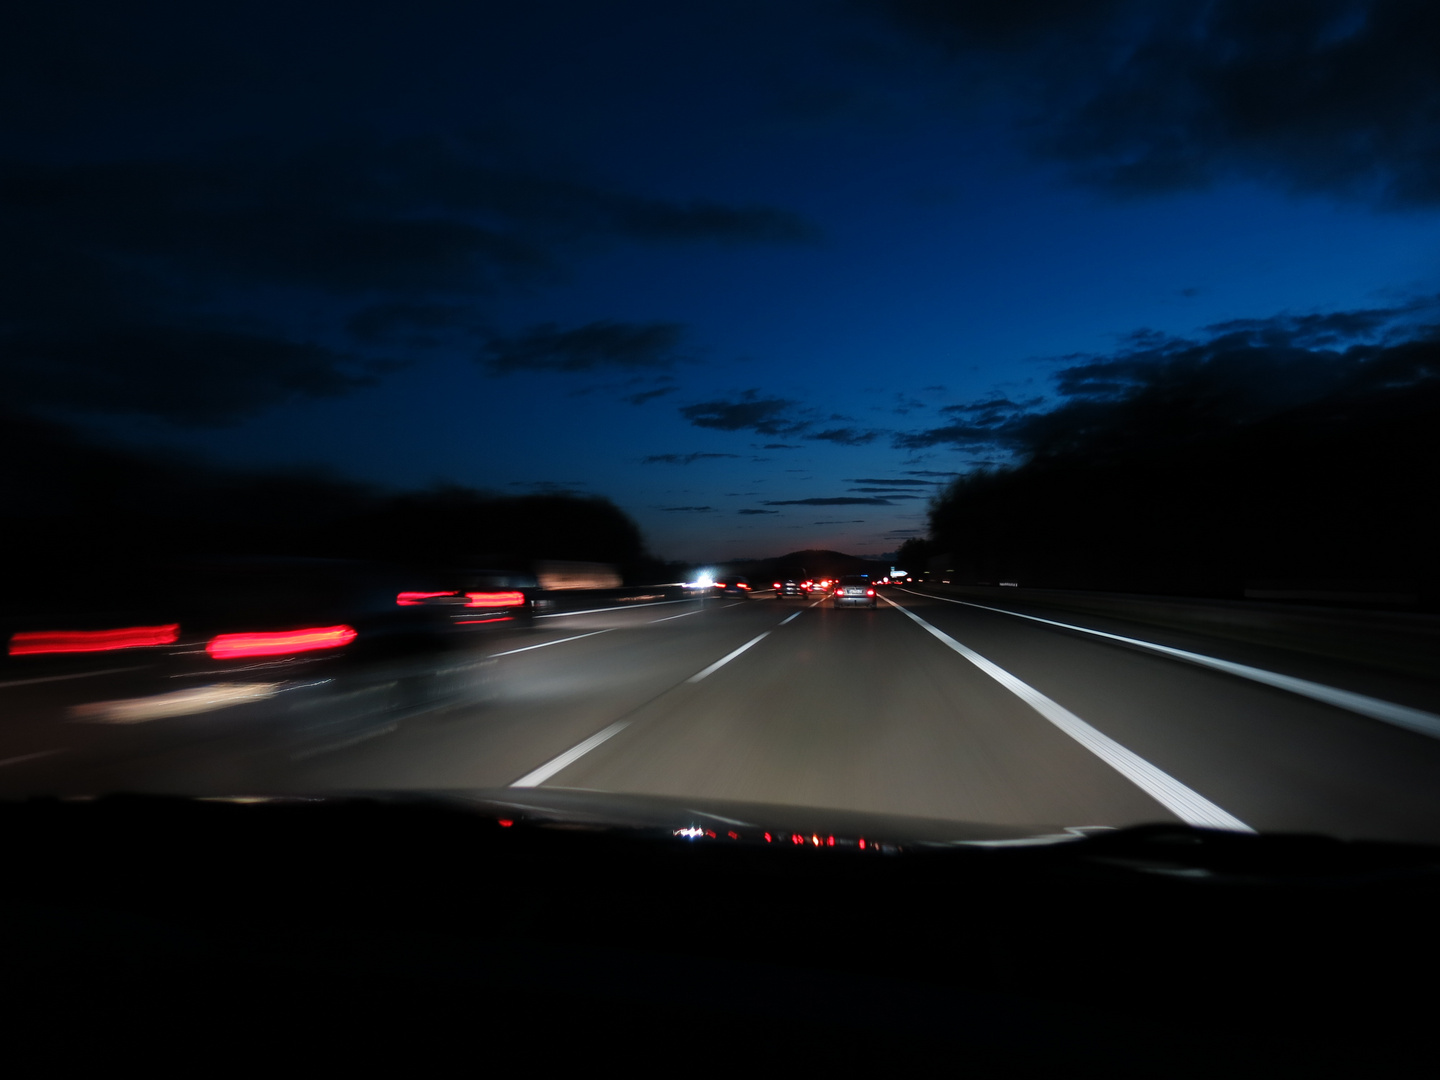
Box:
[9, 624, 180, 656]
[764, 832, 773, 843]
[727, 831, 739, 840]
[396, 591, 455, 606]
[858, 838, 866, 850]
[827, 835, 835, 847]
[207, 625, 357, 659]
[497, 819, 514, 828]
[792, 834, 804, 845]
[465, 591, 526, 608]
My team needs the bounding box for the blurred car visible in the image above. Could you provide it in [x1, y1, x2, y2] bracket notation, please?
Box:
[832, 575, 876, 609]
[6, 558, 496, 758]
[774, 579, 805, 598]
[717, 576, 752, 597]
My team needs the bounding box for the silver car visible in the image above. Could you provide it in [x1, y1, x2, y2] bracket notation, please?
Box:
[832, 575, 877, 609]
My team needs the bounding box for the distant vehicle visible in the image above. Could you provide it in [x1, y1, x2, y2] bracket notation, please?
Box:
[832, 574, 877, 609]
[774, 579, 805, 598]
[717, 577, 752, 598]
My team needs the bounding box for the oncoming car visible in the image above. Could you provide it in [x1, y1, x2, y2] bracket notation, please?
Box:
[832, 575, 876, 609]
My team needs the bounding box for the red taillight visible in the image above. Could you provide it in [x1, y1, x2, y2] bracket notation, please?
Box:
[827, 835, 835, 847]
[773, 583, 781, 589]
[714, 582, 727, 589]
[396, 591, 456, 606]
[206, 625, 357, 659]
[498, 819, 514, 828]
[739, 583, 750, 589]
[9, 624, 180, 656]
[866, 588, 875, 596]
[858, 838, 866, 850]
[464, 591, 526, 608]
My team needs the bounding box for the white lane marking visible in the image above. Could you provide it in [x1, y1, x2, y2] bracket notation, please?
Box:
[687, 631, 771, 683]
[0, 666, 147, 690]
[0, 749, 66, 769]
[537, 598, 700, 618]
[510, 719, 631, 788]
[651, 608, 705, 623]
[488, 629, 614, 658]
[882, 596, 1253, 832]
[779, 611, 802, 626]
[900, 588, 1440, 741]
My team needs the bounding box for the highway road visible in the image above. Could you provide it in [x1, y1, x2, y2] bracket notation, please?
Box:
[5, 587, 1440, 843]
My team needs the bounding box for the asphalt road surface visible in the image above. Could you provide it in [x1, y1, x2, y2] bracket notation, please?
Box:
[6, 587, 1440, 843]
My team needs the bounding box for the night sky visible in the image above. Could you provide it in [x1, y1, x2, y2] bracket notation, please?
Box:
[7, 1, 1440, 562]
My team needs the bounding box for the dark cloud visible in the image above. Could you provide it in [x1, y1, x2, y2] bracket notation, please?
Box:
[658, 505, 715, 513]
[680, 391, 806, 436]
[2, 323, 395, 427]
[847, 477, 942, 486]
[874, 0, 1440, 207]
[814, 520, 866, 524]
[641, 452, 742, 465]
[762, 443, 801, 449]
[760, 504, 892, 512]
[905, 470, 961, 476]
[848, 489, 924, 497]
[738, 509, 780, 515]
[0, 132, 814, 425]
[895, 296, 1440, 457]
[481, 321, 685, 375]
[624, 385, 680, 405]
[809, 427, 881, 445]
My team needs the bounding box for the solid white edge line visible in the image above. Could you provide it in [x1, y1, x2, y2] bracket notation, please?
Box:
[536, 597, 701, 618]
[510, 719, 632, 788]
[0, 749, 65, 769]
[779, 611, 802, 626]
[487, 629, 614, 658]
[900, 588, 1440, 741]
[687, 631, 771, 683]
[881, 595, 1253, 832]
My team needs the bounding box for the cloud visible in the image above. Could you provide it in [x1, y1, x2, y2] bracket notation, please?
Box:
[680, 391, 806, 436]
[641, 452, 742, 465]
[814, 520, 866, 524]
[738, 508, 780, 515]
[761, 443, 801, 449]
[846, 477, 941, 485]
[895, 295, 1440, 458]
[481, 320, 686, 375]
[624, 385, 680, 405]
[809, 427, 880, 445]
[874, 0, 1440, 207]
[760, 504, 892, 512]
[847, 489, 924, 497]
[905, 469, 961, 476]
[0, 133, 816, 426]
[658, 505, 715, 513]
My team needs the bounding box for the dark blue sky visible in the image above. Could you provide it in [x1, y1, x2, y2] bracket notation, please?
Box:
[7, 1, 1440, 561]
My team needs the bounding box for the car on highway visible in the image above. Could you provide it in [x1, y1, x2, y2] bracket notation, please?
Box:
[717, 576, 752, 597]
[6, 558, 494, 758]
[773, 579, 805, 598]
[832, 574, 877, 609]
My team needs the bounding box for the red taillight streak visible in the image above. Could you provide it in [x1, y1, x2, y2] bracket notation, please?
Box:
[792, 834, 804, 845]
[859, 838, 866, 850]
[727, 831, 739, 840]
[498, 819, 514, 828]
[206, 625, 356, 659]
[9, 624, 179, 656]
[465, 591, 526, 608]
[396, 591, 456, 606]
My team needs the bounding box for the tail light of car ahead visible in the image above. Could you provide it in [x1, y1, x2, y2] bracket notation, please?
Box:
[464, 591, 527, 608]
[866, 588, 875, 596]
[206, 625, 357, 660]
[396, 591, 457, 606]
[9, 624, 180, 656]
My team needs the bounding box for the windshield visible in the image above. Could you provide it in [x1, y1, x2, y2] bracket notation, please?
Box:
[4, 1, 1440, 845]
